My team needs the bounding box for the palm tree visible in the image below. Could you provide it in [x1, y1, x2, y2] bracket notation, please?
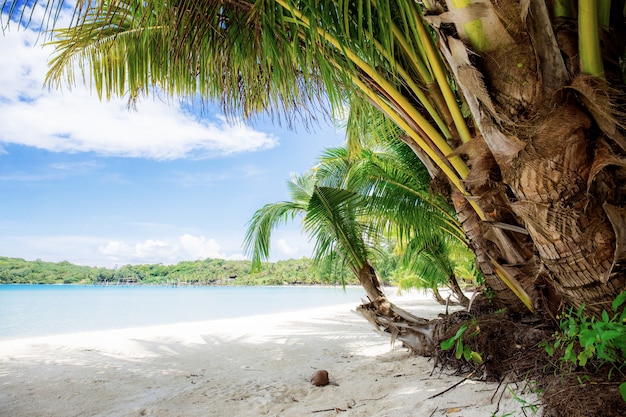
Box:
[4, 0, 626, 319]
[244, 171, 315, 272]
[396, 232, 472, 307]
[244, 169, 386, 301]
[244, 167, 438, 354]
[318, 137, 473, 306]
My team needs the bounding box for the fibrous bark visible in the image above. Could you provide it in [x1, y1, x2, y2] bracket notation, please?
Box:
[436, 0, 626, 318]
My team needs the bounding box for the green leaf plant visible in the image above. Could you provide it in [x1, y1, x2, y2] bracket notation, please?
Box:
[440, 324, 483, 365]
[541, 291, 626, 403]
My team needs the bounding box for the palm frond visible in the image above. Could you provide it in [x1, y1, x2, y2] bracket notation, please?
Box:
[16, 0, 475, 190]
[286, 171, 316, 205]
[343, 139, 466, 243]
[243, 200, 308, 271]
[314, 147, 352, 189]
[304, 185, 369, 273]
[39, 0, 334, 123]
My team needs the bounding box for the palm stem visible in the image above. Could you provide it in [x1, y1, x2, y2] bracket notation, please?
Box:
[275, 0, 471, 181]
[412, 10, 473, 145]
[349, 75, 467, 192]
[388, 18, 432, 84]
[553, 0, 575, 18]
[372, 39, 453, 139]
[578, 0, 605, 77]
[489, 255, 534, 313]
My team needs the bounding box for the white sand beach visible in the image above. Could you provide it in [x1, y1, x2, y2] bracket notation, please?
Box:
[0, 290, 539, 416]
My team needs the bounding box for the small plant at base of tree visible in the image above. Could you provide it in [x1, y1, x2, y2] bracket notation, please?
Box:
[440, 324, 483, 364]
[540, 291, 626, 403]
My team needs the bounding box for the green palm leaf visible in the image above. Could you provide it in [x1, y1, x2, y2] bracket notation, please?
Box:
[305, 185, 370, 273]
[243, 172, 314, 270]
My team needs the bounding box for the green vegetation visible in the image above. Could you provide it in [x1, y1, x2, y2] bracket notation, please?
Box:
[0, 256, 356, 286]
[541, 291, 626, 403]
[245, 139, 476, 305]
[440, 323, 483, 365]
[4, 2, 626, 412]
[543, 291, 626, 368]
[6, 0, 626, 321]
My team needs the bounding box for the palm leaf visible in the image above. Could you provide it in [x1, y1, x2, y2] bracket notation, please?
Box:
[243, 200, 308, 271]
[243, 172, 315, 270]
[304, 185, 369, 273]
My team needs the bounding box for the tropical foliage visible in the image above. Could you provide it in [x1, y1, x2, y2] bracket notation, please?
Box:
[0, 256, 355, 286]
[245, 167, 388, 301]
[3, 0, 626, 323]
[244, 137, 473, 303]
[395, 233, 473, 306]
[332, 136, 474, 304]
[543, 291, 626, 369]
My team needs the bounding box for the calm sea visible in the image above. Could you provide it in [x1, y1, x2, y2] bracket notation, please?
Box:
[0, 285, 367, 340]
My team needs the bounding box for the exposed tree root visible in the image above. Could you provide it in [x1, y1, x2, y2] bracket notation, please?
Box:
[357, 295, 625, 417]
[356, 297, 437, 357]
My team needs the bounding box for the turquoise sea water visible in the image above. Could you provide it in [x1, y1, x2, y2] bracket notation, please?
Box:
[0, 285, 367, 340]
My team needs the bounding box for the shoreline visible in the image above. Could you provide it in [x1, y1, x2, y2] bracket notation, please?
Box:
[0, 285, 370, 341]
[0, 288, 416, 344]
[0, 290, 539, 416]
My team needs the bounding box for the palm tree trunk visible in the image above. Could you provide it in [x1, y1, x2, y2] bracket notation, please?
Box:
[356, 298, 438, 356]
[448, 274, 470, 307]
[356, 262, 386, 302]
[353, 261, 438, 355]
[500, 102, 626, 317]
[452, 188, 532, 314]
[432, 286, 446, 304]
[437, 0, 626, 318]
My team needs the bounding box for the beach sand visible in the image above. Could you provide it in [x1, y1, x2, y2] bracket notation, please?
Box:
[0, 290, 540, 417]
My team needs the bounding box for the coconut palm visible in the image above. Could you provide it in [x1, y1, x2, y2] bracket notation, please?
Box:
[336, 129, 467, 246]
[4, 0, 626, 320]
[318, 135, 474, 305]
[244, 147, 454, 353]
[244, 169, 387, 302]
[244, 171, 315, 272]
[245, 138, 471, 298]
[396, 232, 472, 306]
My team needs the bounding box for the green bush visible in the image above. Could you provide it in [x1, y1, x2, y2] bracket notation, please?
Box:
[542, 291, 626, 403]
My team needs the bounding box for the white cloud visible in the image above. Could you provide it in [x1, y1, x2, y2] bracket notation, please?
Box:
[135, 239, 171, 258]
[179, 234, 224, 259]
[1, 233, 248, 266]
[6, 235, 114, 266]
[269, 230, 314, 260]
[276, 238, 299, 256]
[177, 234, 246, 261]
[0, 15, 279, 160]
[99, 241, 132, 257]
[1, 231, 303, 267]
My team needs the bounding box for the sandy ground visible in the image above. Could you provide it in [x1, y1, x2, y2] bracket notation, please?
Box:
[0, 290, 540, 417]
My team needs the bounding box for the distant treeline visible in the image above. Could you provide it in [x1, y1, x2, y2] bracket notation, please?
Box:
[0, 256, 364, 286]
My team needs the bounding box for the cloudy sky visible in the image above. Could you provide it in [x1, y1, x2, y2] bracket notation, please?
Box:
[0, 5, 344, 267]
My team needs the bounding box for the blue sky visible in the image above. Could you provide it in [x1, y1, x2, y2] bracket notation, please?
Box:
[0, 5, 344, 267]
